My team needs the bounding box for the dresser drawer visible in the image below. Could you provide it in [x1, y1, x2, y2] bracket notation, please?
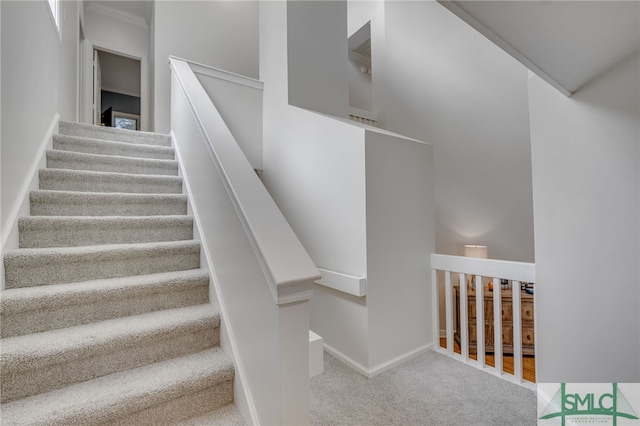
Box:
[522, 327, 535, 346]
[521, 303, 534, 321]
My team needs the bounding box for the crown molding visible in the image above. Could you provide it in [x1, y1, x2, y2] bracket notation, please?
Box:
[86, 3, 148, 29]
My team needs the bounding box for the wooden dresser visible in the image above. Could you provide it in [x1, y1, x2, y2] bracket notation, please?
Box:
[454, 286, 534, 355]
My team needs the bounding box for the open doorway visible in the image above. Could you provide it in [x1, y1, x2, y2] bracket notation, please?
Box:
[347, 21, 377, 127]
[93, 49, 141, 131]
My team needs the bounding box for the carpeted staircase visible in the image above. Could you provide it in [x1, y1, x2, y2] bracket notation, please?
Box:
[1, 121, 245, 425]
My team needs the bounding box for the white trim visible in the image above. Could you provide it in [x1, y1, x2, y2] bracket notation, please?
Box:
[433, 346, 536, 391]
[368, 343, 434, 378]
[86, 2, 148, 29]
[323, 342, 434, 379]
[322, 343, 370, 377]
[437, 0, 573, 97]
[173, 56, 264, 91]
[431, 253, 535, 283]
[172, 130, 259, 426]
[315, 268, 367, 297]
[1, 114, 59, 288]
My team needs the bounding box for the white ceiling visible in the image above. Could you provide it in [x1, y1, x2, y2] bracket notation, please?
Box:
[439, 1, 640, 96]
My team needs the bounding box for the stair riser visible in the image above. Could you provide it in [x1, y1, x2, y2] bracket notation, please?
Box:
[4, 246, 200, 289]
[19, 220, 193, 248]
[59, 121, 171, 147]
[54, 136, 174, 160]
[47, 152, 179, 176]
[1, 285, 209, 338]
[30, 198, 188, 217]
[1, 326, 219, 403]
[110, 381, 234, 426]
[39, 171, 183, 194]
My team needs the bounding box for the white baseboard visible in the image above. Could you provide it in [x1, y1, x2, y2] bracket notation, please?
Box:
[1, 113, 59, 289]
[323, 341, 435, 379]
[368, 342, 435, 378]
[322, 343, 370, 377]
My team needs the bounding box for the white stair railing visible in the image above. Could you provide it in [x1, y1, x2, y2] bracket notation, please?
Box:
[170, 57, 320, 425]
[431, 254, 536, 390]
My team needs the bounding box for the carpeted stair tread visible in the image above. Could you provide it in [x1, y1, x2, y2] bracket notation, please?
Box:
[39, 168, 183, 194]
[1, 304, 219, 373]
[53, 134, 175, 160]
[47, 150, 179, 176]
[19, 215, 194, 248]
[2, 122, 239, 423]
[30, 190, 188, 216]
[1, 269, 210, 337]
[3, 240, 201, 288]
[0, 347, 234, 425]
[59, 120, 172, 147]
[177, 403, 247, 425]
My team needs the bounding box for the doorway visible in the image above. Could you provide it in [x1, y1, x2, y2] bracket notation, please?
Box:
[93, 49, 141, 130]
[80, 40, 149, 131]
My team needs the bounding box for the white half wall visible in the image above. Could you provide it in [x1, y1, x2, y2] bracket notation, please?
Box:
[529, 53, 640, 383]
[365, 130, 434, 368]
[153, 1, 258, 134]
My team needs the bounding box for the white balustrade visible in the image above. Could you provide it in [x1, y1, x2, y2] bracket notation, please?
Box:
[431, 253, 536, 390]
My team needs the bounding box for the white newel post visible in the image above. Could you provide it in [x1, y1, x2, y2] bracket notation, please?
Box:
[279, 300, 311, 425]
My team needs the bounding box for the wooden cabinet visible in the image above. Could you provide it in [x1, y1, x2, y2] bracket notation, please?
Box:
[454, 286, 534, 356]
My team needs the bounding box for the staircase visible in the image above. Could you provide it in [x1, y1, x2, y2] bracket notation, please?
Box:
[0, 121, 245, 425]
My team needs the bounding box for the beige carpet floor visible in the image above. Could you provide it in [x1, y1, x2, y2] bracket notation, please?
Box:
[310, 350, 536, 426]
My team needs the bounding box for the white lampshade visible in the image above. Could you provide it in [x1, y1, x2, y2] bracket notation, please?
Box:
[464, 245, 488, 259]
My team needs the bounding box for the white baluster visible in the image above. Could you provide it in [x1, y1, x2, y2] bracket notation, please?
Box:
[493, 276, 503, 376]
[475, 274, 485, 368]
[512, 281, 523, 382]
[459, 273, 468, 359]
[445, 271, 454, 355]
[432, 268, 439, 352]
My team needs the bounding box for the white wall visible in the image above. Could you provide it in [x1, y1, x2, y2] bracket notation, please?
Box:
[59, 0, 80, 121]
[529, 53, 640, 383]
[154, 1, 258, 134]
[378, 1, 535, 263]
[194, 69, 263, 170]
[1, 1, 61, 239]
[347, 55, 372, 111]
[287, 1, 348, 118]
[261, 1, 435, 374]
[83, 5, 149, 130]
[84, 6, 148, 56]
